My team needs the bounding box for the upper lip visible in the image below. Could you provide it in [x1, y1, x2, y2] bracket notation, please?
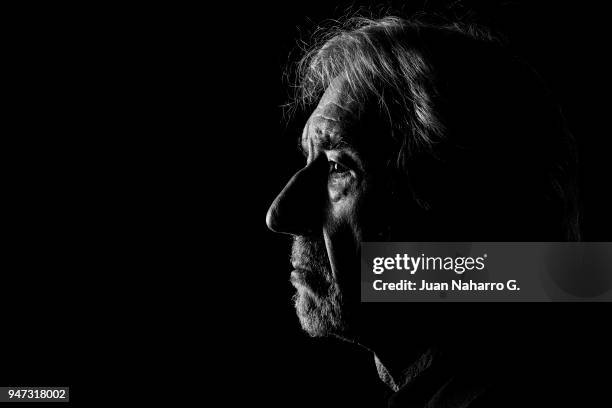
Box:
[291, 263, 310, 271]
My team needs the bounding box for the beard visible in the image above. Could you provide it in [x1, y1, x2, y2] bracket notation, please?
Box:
[290, 236, 347, 337]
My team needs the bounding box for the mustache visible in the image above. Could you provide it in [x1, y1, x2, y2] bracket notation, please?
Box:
[291, 236, 333, 285]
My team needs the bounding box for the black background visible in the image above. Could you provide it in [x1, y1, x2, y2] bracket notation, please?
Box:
[3, 1, 611, 406]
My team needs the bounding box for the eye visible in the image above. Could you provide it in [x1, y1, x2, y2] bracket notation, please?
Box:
[328, 160, 350, 176]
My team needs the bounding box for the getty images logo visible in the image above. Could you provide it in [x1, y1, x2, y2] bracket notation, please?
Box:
[372, 253, 488, 275]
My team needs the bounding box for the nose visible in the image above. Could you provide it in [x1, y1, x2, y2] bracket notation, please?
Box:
[265, 155, 328, 236]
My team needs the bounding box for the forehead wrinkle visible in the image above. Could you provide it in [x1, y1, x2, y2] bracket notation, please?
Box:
[301, 78, 361, 154]
[312, 101, 357, 125]
[313, 99, 356, 117]
[311, 114, 340, 123]
[325, 100, 356, 116]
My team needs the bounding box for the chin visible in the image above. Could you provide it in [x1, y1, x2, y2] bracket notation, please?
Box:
[292, 284, 346, 338]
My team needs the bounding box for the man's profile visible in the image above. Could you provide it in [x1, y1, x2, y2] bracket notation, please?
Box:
[266, 15, 579, 407]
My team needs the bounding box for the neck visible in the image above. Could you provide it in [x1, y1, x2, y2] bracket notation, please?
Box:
[352, 325, 438, 391]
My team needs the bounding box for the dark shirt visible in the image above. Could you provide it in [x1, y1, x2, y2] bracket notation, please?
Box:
[377, 348, 488, 408]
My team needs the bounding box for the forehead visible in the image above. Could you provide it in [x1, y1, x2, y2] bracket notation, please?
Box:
[302, 79, 361, 149]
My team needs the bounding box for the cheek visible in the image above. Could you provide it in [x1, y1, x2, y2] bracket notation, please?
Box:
[323, 180, 368, 280]
[327, 179, 365, 235]
[328, 179, 351, 203]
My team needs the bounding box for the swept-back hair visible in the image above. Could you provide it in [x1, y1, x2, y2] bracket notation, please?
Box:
[286, 16, 580, 241]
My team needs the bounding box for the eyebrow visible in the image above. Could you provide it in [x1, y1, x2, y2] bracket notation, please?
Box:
[298, 128, 355, 157]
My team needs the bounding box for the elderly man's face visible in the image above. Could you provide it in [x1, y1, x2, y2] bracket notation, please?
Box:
[266, 79, 390, 337]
